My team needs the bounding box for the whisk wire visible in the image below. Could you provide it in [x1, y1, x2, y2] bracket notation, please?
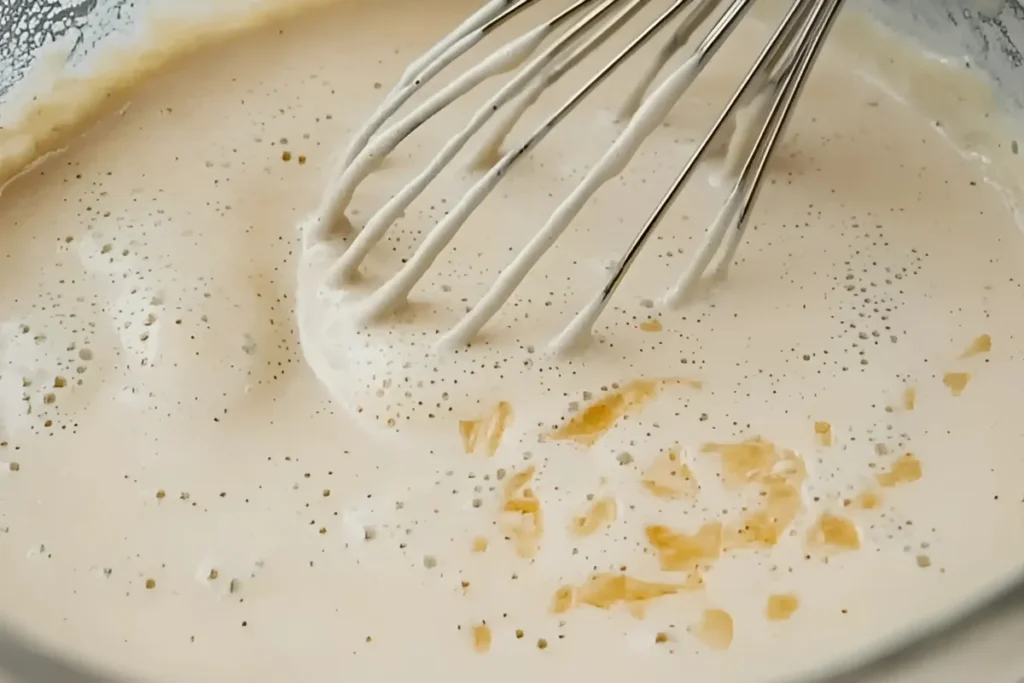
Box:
[712, 0, 845, 280]
[347, 0, 546, 166]
[350, 0, 700, 326]
[310, 0, 850, 352]
[441, 0, 762, 349]
[325, 0, 656, 286]
[391, 0, 510, 93]
[616, 0, 726, 120]
[469, 0, 659, 168]
[664, 0, 828, 306]
[553, 0, 835, 351]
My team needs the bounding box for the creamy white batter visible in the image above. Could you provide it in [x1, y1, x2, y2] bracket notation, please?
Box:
[1, 1, 1024, 682]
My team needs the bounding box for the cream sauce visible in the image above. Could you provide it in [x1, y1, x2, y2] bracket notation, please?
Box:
[1, 1, 1024, 682]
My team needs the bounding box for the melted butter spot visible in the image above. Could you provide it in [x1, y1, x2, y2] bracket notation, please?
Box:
[701, 437, 779, 487]
[500, 468, 543, 558]
[503, 465, 535, 498]
[691, 609, 734, 650]
[544, 378, 701, 447]
[959, 333, 992, 358]
[876, 453, 922, 488]
[471, 536, 488, 553]
[551, 586, 574, 613]
[844, 490, 883, 510]
[459, 401, 513, 456]
[943, 372, 971, 396]
[903, 386, 917, 411]
[511, 506, 543, 558]
[725, 482, 802, 548]
[571, 497, 617, 537]
[503, 496, 540, 514]
[681, 571, 706, 591]
[766, 594, 800, 621]
[703, 438, 807, 548]
[639, 319, 663, 332]
[646, 522, 722, 572]
[552, 574, 682, 614]
[472, 624, 491, 653]
[807, 513, 861, 550]
[641, 447, 699, 499]
[814, 421, 833, 447]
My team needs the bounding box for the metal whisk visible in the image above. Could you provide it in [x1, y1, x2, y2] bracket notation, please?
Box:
[302, 0, 846, 353]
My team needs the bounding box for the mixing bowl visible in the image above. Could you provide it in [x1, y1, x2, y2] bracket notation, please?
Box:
[0, 1, 1022, 682]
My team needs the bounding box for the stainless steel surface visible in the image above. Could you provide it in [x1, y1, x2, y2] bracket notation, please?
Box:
[0, 625, 134, 683]
[871, 0, 1023, 111]
[1, 0, 1021, 107]
[792, 569, 1024, 683]
[1, 0, 1023, 682]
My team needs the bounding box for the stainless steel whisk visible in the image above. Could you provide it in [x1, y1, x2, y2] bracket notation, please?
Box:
[303, 0, 844, 353]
